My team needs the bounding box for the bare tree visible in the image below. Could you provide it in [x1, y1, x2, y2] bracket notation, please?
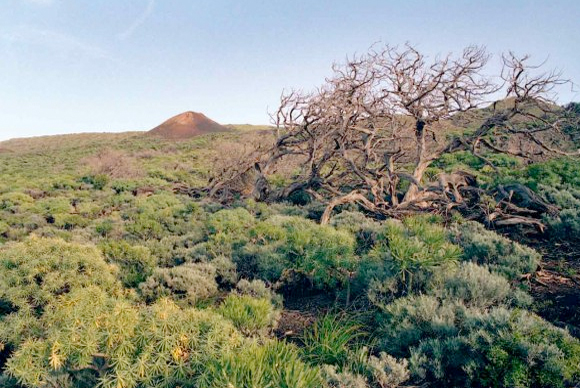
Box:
[208, 44, 578, 225]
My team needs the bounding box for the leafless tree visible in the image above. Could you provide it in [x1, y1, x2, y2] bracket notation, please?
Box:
[208, 44, 578, 226]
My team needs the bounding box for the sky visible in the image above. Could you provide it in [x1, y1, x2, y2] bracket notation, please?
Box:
[0, 0, 579, 141]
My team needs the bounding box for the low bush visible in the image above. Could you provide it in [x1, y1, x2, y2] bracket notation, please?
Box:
[100, 241, 156, 288]
[5, 289, 243, 388]
[217, 294, 278, 336]
[139, 263, 219, 306]
[235, 279, 282, 307]
[250, 215, 357, 290]
[365, 216, 461, 296]
[0, 237, 119, 316]
[428, 261, 531, 308]
[330, 211, 383, 254]
[376, 295, 580, 388]
[449, 221, 540, 279]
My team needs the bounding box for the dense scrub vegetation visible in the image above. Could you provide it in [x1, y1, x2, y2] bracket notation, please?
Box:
[0, 128, 579, 387]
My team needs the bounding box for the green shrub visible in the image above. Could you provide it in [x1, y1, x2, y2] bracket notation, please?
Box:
[79, 174, 109, 190]
[53, 213, 90, 230]
[540, 185, 580, 241]
[207, 207, 255, 236]
[0, 238, 121, 350]
[124, 193, 201, 240]
[250, 215, 357, 290]
[146, 232, 206, 267]
[100, 241, 156, 288]
[5, 289, 243, 388]
[0, 221, 8, 237]
[0, 237, 119, 316]
[449, 221, 540, 279]
[217, 294, 278, 336]
[330, 211, 382, 254]
[94, 219, 114, 237]
[30, 197, 71, 220]
[366, 216, 461, 295]
[235, 279, 282, 307]
[139, 263, 219, 306]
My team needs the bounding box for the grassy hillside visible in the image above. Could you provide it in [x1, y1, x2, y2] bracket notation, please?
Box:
[0, 125, 579, 388]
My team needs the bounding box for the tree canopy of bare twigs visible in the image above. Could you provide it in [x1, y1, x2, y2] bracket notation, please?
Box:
[208, 43, 579, 225]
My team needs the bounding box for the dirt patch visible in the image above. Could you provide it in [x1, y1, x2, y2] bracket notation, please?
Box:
[275, 293, 336, 339]
[529, 241, 580, 337]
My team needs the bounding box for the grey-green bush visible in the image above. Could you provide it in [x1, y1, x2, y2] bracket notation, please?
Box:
[449, 221, 540, 279]
[139, 263, 219, 306]
[376, 295, 580, 388]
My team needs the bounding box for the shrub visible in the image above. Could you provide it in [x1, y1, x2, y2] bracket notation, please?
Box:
[5, 289, 243, 388]
[540, 185, 580, 241]
[211, 255, 238, 286]
[250, 215, 357, 290]
[365, 352, 410, 388]
[0, 221, 8, 237]
[139, 263, 219, 306]
[366, 216, 461, 295]
[100, 241, 156, 288]
[428, 262, 521, 308]
[124, 193, 201, 240]
[0, 238, 120, 347]
[322, 365, 369, 388]
[330, 211, 382, 254]
[235, 279, 283, 308]
[375, 295, 580, 388]
[52, 213, 90, 230]
[0, 237, 119, 316]
[94, 219, 115, 237]
[146, 232, 206, 267]
[449, 221, 540, 279]
[217, 294, 278, 336]
[79, 174, 109, 190]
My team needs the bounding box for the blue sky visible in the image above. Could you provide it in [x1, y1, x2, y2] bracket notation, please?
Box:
[0, 0, 579, 140]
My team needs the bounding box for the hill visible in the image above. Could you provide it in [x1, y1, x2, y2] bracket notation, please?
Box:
[147, 111, 231, 139]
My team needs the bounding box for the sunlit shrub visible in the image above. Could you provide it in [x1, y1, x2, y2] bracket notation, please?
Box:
[53, 213, 90, 230]
[0, 237, 119, 315]
[5, 289, 242, 388]
[217, 294, 278, 336]
[251, 215, 357, 290]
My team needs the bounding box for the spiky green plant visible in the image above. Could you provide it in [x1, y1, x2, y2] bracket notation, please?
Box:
[301, 314, 365, 367]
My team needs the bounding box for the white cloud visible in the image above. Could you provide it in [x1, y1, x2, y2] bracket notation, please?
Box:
[117, 0, 155, 41]
[3, 26, 113, 61]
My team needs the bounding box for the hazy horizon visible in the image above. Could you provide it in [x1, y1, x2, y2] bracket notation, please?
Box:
[1, 0, 579, 141]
